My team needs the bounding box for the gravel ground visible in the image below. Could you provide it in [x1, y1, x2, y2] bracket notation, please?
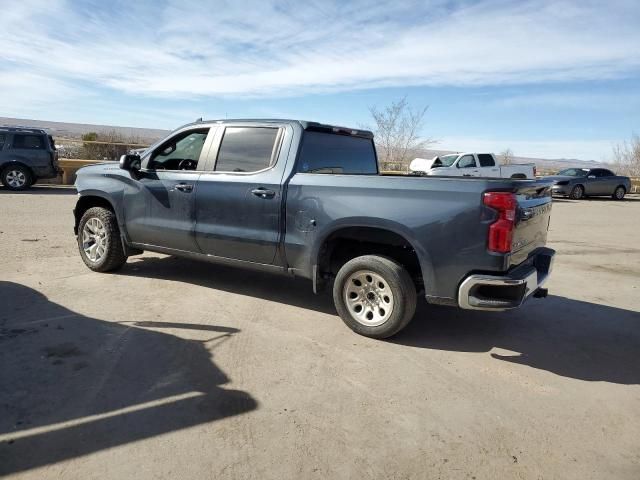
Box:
[1, 186, 639, 479]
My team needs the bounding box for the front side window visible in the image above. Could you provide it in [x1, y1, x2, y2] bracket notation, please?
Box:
[13, 134, 44, 150]
[457, 155, 476, 168]
[215, 127, 280, 173]
[298, 131, 377, 174]
[149, 129, 209, 170]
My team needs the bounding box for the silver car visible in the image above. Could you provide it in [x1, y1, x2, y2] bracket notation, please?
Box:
[546, 168, 631, 200]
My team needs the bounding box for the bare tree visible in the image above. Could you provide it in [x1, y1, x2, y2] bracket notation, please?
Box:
[612, 133, 640, 177]
[500, 148, 514, 165]
[368, 96, 435, 172]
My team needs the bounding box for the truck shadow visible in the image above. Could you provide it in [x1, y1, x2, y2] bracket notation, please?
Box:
[121, 256, 640, 385]
[121, 255, 337, 315]
[396, 295, 640, 385]
[0, 281, 257, 475]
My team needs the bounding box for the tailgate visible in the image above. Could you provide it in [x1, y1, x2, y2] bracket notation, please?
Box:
[510, 181, 553, 266]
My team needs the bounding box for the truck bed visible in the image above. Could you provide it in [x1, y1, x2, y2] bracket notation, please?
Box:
[285, 173, 553, 302]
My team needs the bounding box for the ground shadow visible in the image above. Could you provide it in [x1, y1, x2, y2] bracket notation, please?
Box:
[0, 281, 257, 475]
[394, 295, 640, 384]
[120, 256, 640, 385]
[120, 255, 336, 315]
[0, 185, 76, 195]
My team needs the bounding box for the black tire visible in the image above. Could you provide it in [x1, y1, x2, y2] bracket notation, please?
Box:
[570, 185, 584, 200]
[612, 186, 626, 200]
[333, 255, 417, 339]
[77, 207, 127, 272]
[1, 165, 33, 191]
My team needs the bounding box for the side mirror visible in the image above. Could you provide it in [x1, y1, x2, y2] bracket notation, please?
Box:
[119, 154, 141, 172]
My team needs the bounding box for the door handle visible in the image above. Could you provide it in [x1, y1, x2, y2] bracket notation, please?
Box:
[251, 188, 276, 199]
[175, 183, 193, 192]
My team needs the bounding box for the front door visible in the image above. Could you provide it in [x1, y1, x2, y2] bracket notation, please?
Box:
[194, 125, 287, 265]
[123, 127, 214, 252]
[457, 154, 480, 176]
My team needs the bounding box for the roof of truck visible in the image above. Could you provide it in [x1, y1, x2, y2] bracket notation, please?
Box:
[178, 118, 374, 139]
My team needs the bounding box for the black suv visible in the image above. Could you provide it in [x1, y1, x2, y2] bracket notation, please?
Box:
[0, 127, 60, 190]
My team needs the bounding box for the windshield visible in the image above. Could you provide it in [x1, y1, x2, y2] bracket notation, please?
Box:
[557, 168, 589, 177]
[432, 154, 458, 168]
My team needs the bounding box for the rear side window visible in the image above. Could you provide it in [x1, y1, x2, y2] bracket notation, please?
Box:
[478, 154, 495, 167]
[13, 134, 44, 150]
[215, 127, 280, 173]
[298, 131, 377, 174]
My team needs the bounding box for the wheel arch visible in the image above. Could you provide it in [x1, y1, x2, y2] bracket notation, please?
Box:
[311, 220, 435, 296]
[74, 193, 120, 234]
[1, 160, 34, 176]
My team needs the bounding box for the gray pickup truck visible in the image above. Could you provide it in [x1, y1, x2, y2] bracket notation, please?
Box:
[74, 119, 555, 338]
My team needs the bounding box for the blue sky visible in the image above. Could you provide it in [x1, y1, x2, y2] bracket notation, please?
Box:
[0, 0, 638, 161]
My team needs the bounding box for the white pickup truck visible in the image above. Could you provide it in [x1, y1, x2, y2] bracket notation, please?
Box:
[409, 153, 536, 179]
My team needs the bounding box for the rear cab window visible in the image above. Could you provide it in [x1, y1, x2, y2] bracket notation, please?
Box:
[298, 131, 378, 174]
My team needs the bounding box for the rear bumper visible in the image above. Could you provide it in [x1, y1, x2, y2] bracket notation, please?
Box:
[458, 247, 555, 311]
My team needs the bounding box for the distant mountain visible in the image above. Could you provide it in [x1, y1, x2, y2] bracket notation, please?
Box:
[0, 117, 169, 143]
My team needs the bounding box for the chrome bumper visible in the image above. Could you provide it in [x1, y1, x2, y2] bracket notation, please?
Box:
[458, 248, 555, 311]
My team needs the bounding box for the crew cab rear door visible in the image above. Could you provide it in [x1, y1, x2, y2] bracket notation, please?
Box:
[194, 123, 293, 265]
[477, 153, 500, 177]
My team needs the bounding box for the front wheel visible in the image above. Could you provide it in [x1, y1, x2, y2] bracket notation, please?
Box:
[570, 185, 584, 200]
[77, 207, 127, 272]
[333, 255, 417, 339]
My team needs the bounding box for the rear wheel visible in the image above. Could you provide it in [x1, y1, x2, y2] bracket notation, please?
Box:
[1, 165, 33, 191]
[570, 185, 584, 200]
[77, 207, 127, 272]
[612, 186, 626, 200]
[333, 255, 417, 339]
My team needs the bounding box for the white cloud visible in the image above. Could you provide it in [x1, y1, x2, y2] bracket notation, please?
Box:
[0, 0, 639, 98]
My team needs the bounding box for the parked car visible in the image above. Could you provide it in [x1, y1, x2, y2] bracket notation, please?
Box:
[409, 153, 536, 179]
[0, 127, 60, 190]
[73, 119, 555, 339]
[546, 167, 631, 200]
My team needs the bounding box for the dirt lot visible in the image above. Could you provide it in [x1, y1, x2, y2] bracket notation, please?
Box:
[1, 187, 639, 479]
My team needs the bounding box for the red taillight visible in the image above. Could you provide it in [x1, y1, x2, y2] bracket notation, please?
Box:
[483, 192, 517, 253]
